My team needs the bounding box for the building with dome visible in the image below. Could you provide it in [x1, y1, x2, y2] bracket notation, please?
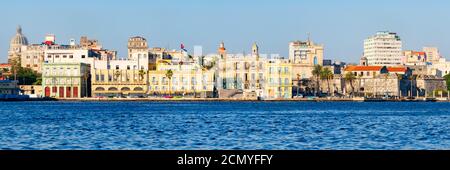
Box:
[8, 26, 29, 64]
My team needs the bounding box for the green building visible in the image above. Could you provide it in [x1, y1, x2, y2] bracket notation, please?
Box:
[42, 62, 90, 98]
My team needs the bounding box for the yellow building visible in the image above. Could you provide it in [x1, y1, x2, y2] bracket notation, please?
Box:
[264, 60, 293, 99]
[147, 60, 215, 98]
[91, 69, 148, 98]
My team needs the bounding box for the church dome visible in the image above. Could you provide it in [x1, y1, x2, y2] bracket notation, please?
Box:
[10, 26, 29, 47]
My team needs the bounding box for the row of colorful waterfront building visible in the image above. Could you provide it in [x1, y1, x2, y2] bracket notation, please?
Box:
[1, 26, 449, 100]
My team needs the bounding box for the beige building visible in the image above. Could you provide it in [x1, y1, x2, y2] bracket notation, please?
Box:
[216, 42, 266, 99]
[20, 44, 46, 73]
[343, 66, 408, 97]
[289, 40, 324, 80]
[91, 69, 148, 98]
[128, 36, 148, 61]
[214, 42, 293, 99]
[423, 47, 441, 63]
[430, 58, 450, 77]
[403, 50, 427, 66]
[363, 74, 401, 97]
[416, 75, 447, 96]
[19, 85, 43, 98]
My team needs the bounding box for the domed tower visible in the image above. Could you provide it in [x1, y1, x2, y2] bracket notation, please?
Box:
[8, 25, 29, 64]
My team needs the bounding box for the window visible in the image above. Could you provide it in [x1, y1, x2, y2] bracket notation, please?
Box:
[69, 55, 73, 58]
[81, 55, 86, 58]
[63, 55, 67, 58]
[191, 77, 196, 85]
[172, 77, 177, 85]
[47, 55, 51, 58]
[127, 65, 130, 70]
[116, 65, 119, 70]
[55, 55, 59, 58]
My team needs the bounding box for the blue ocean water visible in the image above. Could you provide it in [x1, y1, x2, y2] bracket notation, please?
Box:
[0, 101, 449, 150]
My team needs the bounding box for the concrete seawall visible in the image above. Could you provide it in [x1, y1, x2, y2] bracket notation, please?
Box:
[54, 97, 450, 102]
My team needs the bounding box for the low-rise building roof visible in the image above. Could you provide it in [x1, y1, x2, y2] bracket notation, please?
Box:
[344, 66, 383, 72]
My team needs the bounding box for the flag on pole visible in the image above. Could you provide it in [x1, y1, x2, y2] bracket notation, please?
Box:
[181, 43, 187, 52]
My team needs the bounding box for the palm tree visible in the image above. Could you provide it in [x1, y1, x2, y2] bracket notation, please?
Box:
[296, 73, 301, 97]
[320, 68, 333, 96]
[114, 70, 121, 81]
[83, 72, 89, 98]
[312, 65, 323, 96]
[357, 74, 363, 97]
[397, 74, 403, 98]
[384, 73, 390, 98]
[408, 75, 417, 98]
[165, 69, 174, 96]
[138, 69, 146, 81]
[344, 72, 356, 97]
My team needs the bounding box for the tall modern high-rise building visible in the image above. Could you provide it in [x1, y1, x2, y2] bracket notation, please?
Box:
[363, 31, 402, 66]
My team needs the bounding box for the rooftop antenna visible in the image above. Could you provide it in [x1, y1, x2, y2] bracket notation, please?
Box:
[307, 32, 311, 42]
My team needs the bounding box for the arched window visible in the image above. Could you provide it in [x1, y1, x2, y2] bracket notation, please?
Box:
[313, 56, 318, 65]
[108, 87, 118, 91]
[95, 87, 105, 91]
[121, 87, 131, 91]
[134, 87, 144, 91]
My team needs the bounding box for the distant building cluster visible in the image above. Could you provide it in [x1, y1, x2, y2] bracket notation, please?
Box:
[1, 26, 449, 100]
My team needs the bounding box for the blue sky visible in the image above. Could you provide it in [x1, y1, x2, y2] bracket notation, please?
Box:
[1, 0, 450, 63]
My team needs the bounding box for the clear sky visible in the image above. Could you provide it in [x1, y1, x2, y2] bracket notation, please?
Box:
[1, 0, 450, 63]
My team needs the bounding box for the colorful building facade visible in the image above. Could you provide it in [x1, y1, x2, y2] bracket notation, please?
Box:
[42, 63, 90, 98]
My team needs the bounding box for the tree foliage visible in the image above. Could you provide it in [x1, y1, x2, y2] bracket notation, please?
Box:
[16, 67, 41, 85]
[444, 74, 450, 91]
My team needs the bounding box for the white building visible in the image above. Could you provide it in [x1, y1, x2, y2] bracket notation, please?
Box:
[430, 58, 450, 77]
[363, 31, 403, 66]
[43, 45, 100, 70]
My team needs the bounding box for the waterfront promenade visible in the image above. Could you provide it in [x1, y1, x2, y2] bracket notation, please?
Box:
[55, 97, 450, 102]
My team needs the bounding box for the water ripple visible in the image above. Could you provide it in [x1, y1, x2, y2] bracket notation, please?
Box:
[0, 101, 449, 150]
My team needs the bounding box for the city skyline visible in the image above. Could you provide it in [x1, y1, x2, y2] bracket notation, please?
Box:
[1, 0, 450, 63]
